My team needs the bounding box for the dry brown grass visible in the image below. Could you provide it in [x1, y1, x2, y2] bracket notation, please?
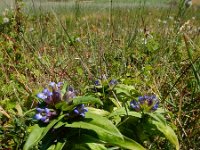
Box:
[193, 0, 200, 5]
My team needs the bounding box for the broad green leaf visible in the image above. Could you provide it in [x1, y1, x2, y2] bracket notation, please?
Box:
[55, 141, 66, 150]
[87, 107, 110, 116]
[24, 115, 65, 150]
[108, 107, 141, 118]
[56, 96, 103, 111]
[116, 84, 135, 91]
[23, 124, 45, 150]
[47, 145, 56, 150]
[55, 101, 71, 110]
[86, 143, 107, 150]
[118, 136, 146, 150]
[46, 142, 66, 150]
[148, 113, 179, 150]
[54, 121, 66, 129]
[73, 96, 103, 106]
[65, 112, 123, 139]
[147, 112, 167, 124]
[114, 84, 136, 97]
[65, 112, 145, 150]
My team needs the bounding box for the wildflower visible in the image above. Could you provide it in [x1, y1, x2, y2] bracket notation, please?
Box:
[37, 82, 63, 105]
[34, 107, 57, 123]
[75, 37, 81, 42]
[130, 95, 159, 112]
[63, 86, 77, 103]
[37, 88, 53, 105]
[109, 79, 118, 86]
[3, 17, 9, 24]
[35, 113, 42, 120]
[72, 104, 88, 118]
[94, 80, 101, 86]
[35, 82, 84, 123]
[130, 100, 140, 111]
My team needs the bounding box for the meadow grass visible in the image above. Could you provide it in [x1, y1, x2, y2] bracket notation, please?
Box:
[0, 0, 200, 149]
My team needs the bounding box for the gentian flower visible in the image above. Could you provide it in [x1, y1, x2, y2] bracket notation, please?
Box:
[130, 100, 140, 111]
[37, 82, 63, 105]
[72, 104, 88, 118]
[35, 82, 87, 123]
[35, 113, 42, 120]
[34, 107, 57, 123]
[63, 86, 77, 103]
[130, 95, 159, 112]
[94, 80, 101, 86]
[109, 79, 118, 86]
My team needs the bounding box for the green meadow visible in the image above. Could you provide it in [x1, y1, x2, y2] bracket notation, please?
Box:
[0, 0, 200, 149]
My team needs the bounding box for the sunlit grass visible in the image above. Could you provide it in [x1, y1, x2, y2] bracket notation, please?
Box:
[0, 0, 200, 149]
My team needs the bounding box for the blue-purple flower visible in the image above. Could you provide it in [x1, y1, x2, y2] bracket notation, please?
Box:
[94, 80, 101, 86]
[130, 95, 159, 112]
[63, 86, 77, 103]
[72, 104, 88, 118]
[34, 107, 57, 123]
[34, 82, 87, 123]
[109, 79, 118, 86]
[37, 82, 63, 105]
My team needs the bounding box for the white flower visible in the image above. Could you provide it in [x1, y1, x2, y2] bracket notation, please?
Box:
[3, 17, 9, 23]
[29, 27, 34, 32]
[162, 20, 167, 24]
[75, 37, 81, 42]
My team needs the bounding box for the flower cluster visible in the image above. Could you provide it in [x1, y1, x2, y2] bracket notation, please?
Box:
[94, 78, 118, 86]
[72, 104, 88, 118]
[63, 86, 77, 104]
[130, 95, 159, 112]
[109, 79, 118, 86]
[37, 82, 63, 105]
[34, 82, 87, 123]
[35, 108, 57, 123]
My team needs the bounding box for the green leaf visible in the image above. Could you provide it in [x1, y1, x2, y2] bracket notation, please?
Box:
[114, 84, 136, 97]
[23, 124, 45, 150]
[65, 112, 123, 140]
[56, 96, 103, 111]
[45, 142, 66, 150]
[65, 112, 145, 150]
[87, 107, 110, 116]
[55, 141, 66, 150]
[148, 113, 179, 150]
[108, 107, 141, 118]
[86, 143, 107, 150]
[24, 115, 65, 150]
[47, 145, 56, 150]
[109, 97, 121, 108]
[54, 121, 66, 129]
[118, 136, 146, 150]
[73, 96, 103, 106]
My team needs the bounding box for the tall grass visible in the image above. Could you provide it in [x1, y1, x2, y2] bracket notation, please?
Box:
[0, 0, 200, 149]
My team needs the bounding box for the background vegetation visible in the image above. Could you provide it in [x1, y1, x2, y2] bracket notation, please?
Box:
[0, 0, 200, 149]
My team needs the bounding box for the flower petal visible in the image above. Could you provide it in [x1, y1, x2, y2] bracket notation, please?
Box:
[34, 113, 42, 120]
[37, 93, 47, 99]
